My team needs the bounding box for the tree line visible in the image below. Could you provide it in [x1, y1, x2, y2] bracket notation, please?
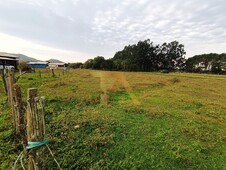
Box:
[68, 39, 226, 74]
[186, 53, 226, 74]
[80, 39, 186, 71]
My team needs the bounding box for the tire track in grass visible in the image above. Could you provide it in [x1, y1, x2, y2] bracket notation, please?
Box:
[91, 71, 140, 105]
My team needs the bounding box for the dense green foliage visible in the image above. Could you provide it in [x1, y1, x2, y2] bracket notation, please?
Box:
[84, 57, 114, 70]
[82, 39, 226, 74]
[186, 53, 226, 74]
[113, 40, 186, 71]
[84, 39, 186, 72]
[68, 62, 84, 69]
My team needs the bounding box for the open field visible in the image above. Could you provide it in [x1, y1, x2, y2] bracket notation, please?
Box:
[1, 69, 226, 169]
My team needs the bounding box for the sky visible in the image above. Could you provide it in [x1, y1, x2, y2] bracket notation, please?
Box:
[0, 0, 226, 62]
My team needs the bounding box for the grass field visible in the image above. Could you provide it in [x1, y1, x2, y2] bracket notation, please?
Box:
[0, 69, 226, 169]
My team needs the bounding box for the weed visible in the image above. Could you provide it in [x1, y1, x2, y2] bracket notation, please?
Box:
[169, 77, 180, 83]
[46, 81, 66, 88]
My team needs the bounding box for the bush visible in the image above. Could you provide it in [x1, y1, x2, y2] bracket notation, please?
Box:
[160, 69, 169, 73]
[18, 62, 32, 72]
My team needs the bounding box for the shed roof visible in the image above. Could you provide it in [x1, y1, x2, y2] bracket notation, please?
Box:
[28, 61, 48, 65]
[48, 63, 65, 65]
[0, 52, 19, 60]
[0, 57, 19, 61]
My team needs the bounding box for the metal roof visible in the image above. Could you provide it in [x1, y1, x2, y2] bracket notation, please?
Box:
[0, 56, 19, 61]
[0, 52, 18, 59]
[28, 61, 48, 64]
[48, 63, 65, 65]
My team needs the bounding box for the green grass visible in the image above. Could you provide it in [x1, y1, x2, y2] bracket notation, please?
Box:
[0, 69, 226, 169]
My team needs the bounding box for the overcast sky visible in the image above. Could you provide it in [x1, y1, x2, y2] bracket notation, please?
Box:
[0, 0, 226, 62]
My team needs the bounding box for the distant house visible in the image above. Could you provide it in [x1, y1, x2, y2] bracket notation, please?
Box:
[0, 52, 18, 70]
[48, 63, 66, 69]
[28, 61, 48, 68]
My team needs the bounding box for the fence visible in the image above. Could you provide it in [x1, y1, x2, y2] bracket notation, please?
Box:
[1, 68, 61, 169]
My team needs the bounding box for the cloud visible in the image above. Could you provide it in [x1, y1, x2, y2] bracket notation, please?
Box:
[0, 0, 225, 61]
[0, 32, 91, 62]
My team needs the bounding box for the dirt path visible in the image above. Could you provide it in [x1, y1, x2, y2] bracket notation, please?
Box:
[91, 71, 140, 105]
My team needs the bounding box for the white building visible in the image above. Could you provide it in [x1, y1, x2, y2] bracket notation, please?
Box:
[48, 63, 66, 69]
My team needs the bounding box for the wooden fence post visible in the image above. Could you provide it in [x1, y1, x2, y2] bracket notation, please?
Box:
[6, 69, 15, 105]
[27, 88, 46, 170]
[51, 69, 55, 77]
[13, 84, 27, 144]
[5, 69, 19, 133]
[1, 69, 8, 95]
[39, 70, 42, 78]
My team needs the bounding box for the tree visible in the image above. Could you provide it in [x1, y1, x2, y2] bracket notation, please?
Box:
[185, 53, 226, 74]
[158, 41, 186, 71]
[103, 59, 114, 70]
[211, 61, 222, 74]
[92, 56, 105, 69]
[136, 39, 152, 71]
[84, 39, 186, 72]
[68, 62, 83, 69]
[84, 59, 94, 69]
[18, 62, 32, 72]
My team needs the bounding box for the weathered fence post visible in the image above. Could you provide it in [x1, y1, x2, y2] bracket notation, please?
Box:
[6, 69, 15, 105]
[51, 69, 55, 77]
[5, 69, 19, 133]
[39, 70, 42, 78]
[27, 88, 46, 170]
[1, 69, 8, 95]
[13, 84, 27, 143]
